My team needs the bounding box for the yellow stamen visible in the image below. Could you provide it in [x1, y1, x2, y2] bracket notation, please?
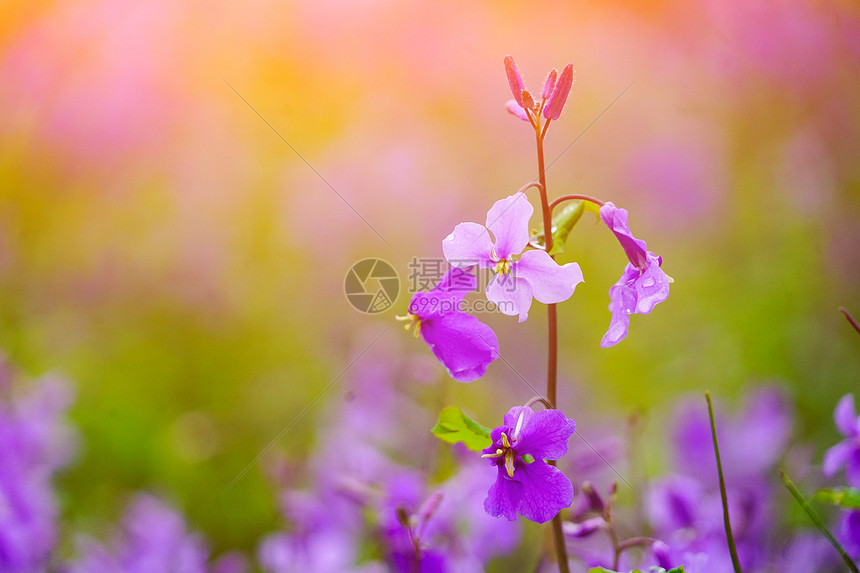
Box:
[505, 451, 516, 478]
[395, 313, 422, 337]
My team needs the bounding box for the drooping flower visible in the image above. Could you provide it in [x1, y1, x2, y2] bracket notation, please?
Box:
[599, 201, 671, 347]
[400, 267, 499, 382]
[823, 393, 860, 487]
[482, 406, 575, 523]
[442, 192, 584, 322]
[503, 55, 575, 123]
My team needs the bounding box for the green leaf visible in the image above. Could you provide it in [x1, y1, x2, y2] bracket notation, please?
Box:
[814, 487, 860, 509]
[431, 406, 492, 451]
[531, 200, 587, 255]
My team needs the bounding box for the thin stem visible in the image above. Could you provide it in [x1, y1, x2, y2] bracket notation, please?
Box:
[535, 102, 570, 573]
[706, 392, 744, 573]
[840, 307, 860, 336]
[525, 396, 553, 410]
[549, 194, 605, 211]
[779, 469, 859, 573]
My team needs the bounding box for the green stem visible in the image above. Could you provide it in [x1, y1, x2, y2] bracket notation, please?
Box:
[535, 113, 570, 573]
[779, 469, 859, 573]
[706, 391, 743, 573]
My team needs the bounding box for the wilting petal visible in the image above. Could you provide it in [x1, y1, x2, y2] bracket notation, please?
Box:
[505, 100, 529, 121]
[486, 272, 533, 322]
[822, 440, 853, 478]
[485, 193, 533, 260]
[599, 202, 648, 270]
[514, 460, 573, 523]
[633, 255, 671, 314]
[834, 394, 858, 437]
[442, 222, 494, 268]
[503, 55, 526, 108]
[421, 312, 499, 383]
[515, 250, 583, 305]
[515, 409, 575, 461]
[484, 466, 524, 521]
[543, 64, 574, 121]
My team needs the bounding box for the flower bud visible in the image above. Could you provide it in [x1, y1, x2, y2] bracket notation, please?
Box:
[504, 55, 526, 108]
[562, 516, 605, 538]
[541, 69, 558, 100]
[543, 63, 574, 120]
[582, 481, 605, 513]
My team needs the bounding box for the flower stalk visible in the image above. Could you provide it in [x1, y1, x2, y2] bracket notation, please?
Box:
[533, 86, 570, 573]
[706, 391, 744, 573]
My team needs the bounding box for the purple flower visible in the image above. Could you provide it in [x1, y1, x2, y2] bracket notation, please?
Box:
[65, 494, 213, 573]
[402, 267, 499, 382]
[0, 374, 76, 572]
[599, 201, 671, 347]
[840, 510, 860, 560]
[443, 192, 583, 322]
[482, 406, 575, 523]
[823, 393, 860, 487]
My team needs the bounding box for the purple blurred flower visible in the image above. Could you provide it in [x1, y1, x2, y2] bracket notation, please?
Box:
[65, 494, 216, 573]
[840, 510, 860, 560]
[823, 393, 860, 487]
[402, 267, 499, 382]
[443, 192, 583, 322]
[646, 388, 793, 572]
[0, 374, 76, 572]
[482, 406, 575, 523]
[599, 201, 671, 347]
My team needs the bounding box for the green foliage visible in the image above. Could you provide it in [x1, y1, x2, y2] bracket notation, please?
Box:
[814, 487, 860, 509]
[431, 406, 492, 451]
[531, 199, 587, 255]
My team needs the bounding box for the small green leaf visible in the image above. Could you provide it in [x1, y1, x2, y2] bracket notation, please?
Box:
[522, 454, 535, 464]
[531, 200, 587, 255]
[814, 487, 860, 509]
[431, 406, 492, 451]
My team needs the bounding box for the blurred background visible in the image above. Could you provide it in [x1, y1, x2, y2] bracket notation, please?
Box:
[1, 0, 858, 561]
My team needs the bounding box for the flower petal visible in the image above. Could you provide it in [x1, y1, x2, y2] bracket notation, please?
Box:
[600, 279, 634, 348]
[503, 406, 534, 432]
[515, 250, 583, 305]
[515, 408, 575, 461]
[823, 440, 853, 478]
[442, 222, 494, 268]
[513, 460, 573, 523]
[483, 465, 523, 521]
[409, 268, 477, 318]
[599, 202, 648, 269]
[633, 254, 671, 314]
[486, 272, 533, 322]
[505, 99, 529, 122]
[421, 312, 499, 383]
[835, 394, 857, 437]
[485, 193, 533, 260]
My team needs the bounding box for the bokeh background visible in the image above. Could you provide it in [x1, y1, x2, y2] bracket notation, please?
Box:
[1, 0, 859, 563]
